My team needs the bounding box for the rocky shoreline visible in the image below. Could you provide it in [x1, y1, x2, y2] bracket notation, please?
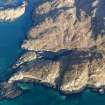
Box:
[0, 0, 26, 21]
[1, 0, 105, 99]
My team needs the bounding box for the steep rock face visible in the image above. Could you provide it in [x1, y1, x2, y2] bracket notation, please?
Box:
[0, 1, 26, 21]
[88, 59, 105, 88]
[60, 56, 89, 93]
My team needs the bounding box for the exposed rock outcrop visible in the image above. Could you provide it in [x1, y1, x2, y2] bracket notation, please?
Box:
[0, 82, 22, 99]
[7, 49, 105, 95]
[13, 51, 37, 69]
[9, 59, 61, 87]
[60, 55, 89, 93]
[1, 0, 105, 99]
[88, 59, 105, 88]
[22, 0, 105, 51]
[0, 1, 26, 21]
[18, 0, 105, 94]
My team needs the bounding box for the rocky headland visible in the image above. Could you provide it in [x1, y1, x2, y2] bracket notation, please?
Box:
[1, 0, 105, 99]
[0, 0, 26, 21]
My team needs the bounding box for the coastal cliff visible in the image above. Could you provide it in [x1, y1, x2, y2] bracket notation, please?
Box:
[1, 0, 105, 99]
[8, 49, 105, 94]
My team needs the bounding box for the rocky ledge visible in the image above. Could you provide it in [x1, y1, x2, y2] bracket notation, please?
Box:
[1, 0, 105, 99]
[0, 0, 26, 22]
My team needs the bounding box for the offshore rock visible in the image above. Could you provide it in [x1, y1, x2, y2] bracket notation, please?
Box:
[0, 82, 22, 99]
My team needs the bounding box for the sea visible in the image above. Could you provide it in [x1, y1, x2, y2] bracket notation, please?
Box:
[0, 0, 105, 105]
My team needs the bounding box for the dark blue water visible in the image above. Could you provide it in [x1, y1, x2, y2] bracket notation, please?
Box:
[0, 0, 33, 79]
[0, 0, 105, 105]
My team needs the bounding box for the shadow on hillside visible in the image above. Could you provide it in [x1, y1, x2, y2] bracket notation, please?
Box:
[35, 48, 102, 60]
[91, 0, 105, 39]
[75, 0, 105, 39]
[14, 48, 102, 73]
[33, 6, 70, 26]
[15, 48, 102, 87]
[33, 0, 105, 40]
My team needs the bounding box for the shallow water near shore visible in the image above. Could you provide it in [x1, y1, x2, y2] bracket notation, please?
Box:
[1, 84, 105, 105]
[0, 0, 105, 105]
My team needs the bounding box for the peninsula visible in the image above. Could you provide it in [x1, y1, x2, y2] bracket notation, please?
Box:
[1, 0, 105, 99]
